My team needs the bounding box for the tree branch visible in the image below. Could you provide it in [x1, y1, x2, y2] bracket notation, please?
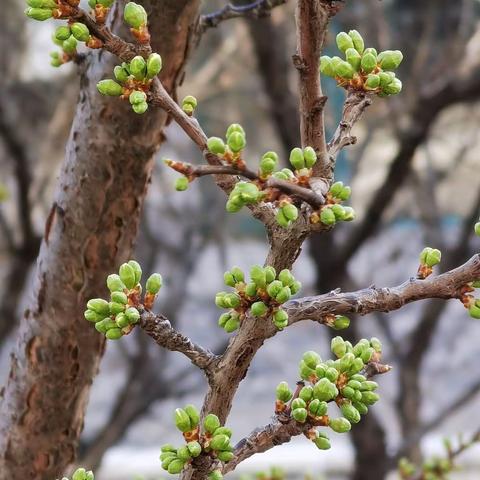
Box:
[285, 254, 480, 326]
[198, 0, 288, 34]
[139, 309, 218, 379]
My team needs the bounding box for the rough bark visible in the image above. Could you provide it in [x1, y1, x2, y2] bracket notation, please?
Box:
[0, 2, 201, 479]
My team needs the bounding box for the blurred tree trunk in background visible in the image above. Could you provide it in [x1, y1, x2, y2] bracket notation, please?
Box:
[0, 2, 201, 479]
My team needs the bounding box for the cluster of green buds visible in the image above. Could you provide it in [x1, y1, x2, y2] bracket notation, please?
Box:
[225, 181, 264, 213]
[24, 0, 75, 22]
[207, 124, 247, 165]
[216, 265, 301, 332]
[461, 279, 480, 319]
[50, 22, 94, 67]
[320, 30, 403, 96]
[417, 247, 442, 279]
[182, 95, 198, 116]
[84, 260, 163, 340]
[97, 52, 162, 114]
[161, 405, 234, 475]
[86, 0, 114, 23]
[123, 1, 150, 43]
[311, 181, 355, 226]
[61, 468, 94, 480]
[275, 337, 384, 450]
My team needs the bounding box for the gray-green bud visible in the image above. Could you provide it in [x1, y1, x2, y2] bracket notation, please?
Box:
[107, 274, 125, 292]
[207, 137, 226, 155]
[348, 30, 364, 54]
[329, 417, 351, 433]
[97, 79, 123, 96]
[378, 50, 403, 70]
[174, 408, 192, 432]
[132, 102, 148, 115]
[292, 407, 308, 423]
[204, 413, 221, 434]
[303, 146, 317, 168]
[360, 52, 377, 74]
[251, 301, 268, 317]
[125, 306, 140, 324]
[106, 328, 123, 340]
[346, 48, 361, 71]
[146, 273, 163, 294]
[146, 53, 162, 79]
[129, 56, 147, 80]
[319, 56, 335, 77]
[87, 298, 110, 316]
[336, 32, 354, 53]
[124, 1, 148, 29]
[227, 131, 246, 153]
[55, 26, 71, 41]
[119, 262, 137, 289]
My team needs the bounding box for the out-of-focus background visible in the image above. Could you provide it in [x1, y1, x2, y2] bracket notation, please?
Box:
[1, 0, 480, 479]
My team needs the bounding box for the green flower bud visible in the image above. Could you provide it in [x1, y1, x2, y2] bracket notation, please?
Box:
[84, 309, 103, 323]
[276, 381, 293, 402]
[107, 274, 125, 292]
[353, 339, 369, 356]
[303, 351, 321, 370]
[360, 52, 377, 74]
[235, 182, 261, 203]
[315, 364, 326, 378]
[245, 282, 258, 297]
[299, 360, 315, 381]
[55, 26, 71, 41]
[365, 74, 380, 90]
[340, 403, 361, 424]
[87, 298, 110, 316]
[361, 391, 380, 405]
[469, 305, 480, 319]
[325, 367, 339, 382]
[210, 434, 230, 451]
[72, 468, 87, 480]
[114, 65, 129, 83]
[348, 30, 364, 54]
[208, 470, 223, 480]
[419, 247, 442, 267]
[282, 204, 298, 222]
[62, 36, 77, 55]
[354, 401, 368, 415]
[204, 413, 221, 434]
[336, 32, 354, 53]
[292, 407, 308, 423]
[379, 71, 395, 88]
[299, 386, 314, 403]
[173, 177, 188, 191]
[207, 137, 226, 155]
[129, 55, 147, 80]
[109, 301, 125, 315]
[331, 336, 346, 358]
[361, 347, 374, 363]
[276, 209, 290, 228]
[332, 315, 350, 330]
[226, 123, 245, 137]
[50, 52, 63, 68]
[319, 56, 335, 77]
[313, 432, 331, 450]
[132, 102, 148, 115]
[123, 307, 138, 324]
[251, 301, 268, 317]
[382, 78, 402, 95]
[177, 446, 191, 461]
[273, 308, 288, 329]
[146, 52, 162, 79]
[264, 266, 276, 284]
[320, 207, 336, 226]
[345, 48, 361, 71]
[289, 147, 305, 170]
[71, 23, 90, 42]
[260, 153, 277, 175]
[124, 1, 147, 28]
[378, 50, 403, 70]
[335, 60, 355, 79]
[275, 286, 291, 304]
[25, 7, 52, 21]
[160, 451, 176, 462]
[342, 207, 355, 222]
[217, 450, 234, 462]
[144, 273, 162, 295]
[27, 0, 57, 7]
[227, 131, 246, 153]
[129, 90, 147, 105]
[341, 386, 355, 400]
[115, 313, 129, 328]
[329, 181, 343, 197]
[250, 265, 266, 288]
[97, 79, 123, 96]
[331, 204, 346, 221]
[119, 262, 136, 289]
[106, 328, 123, 340]
[290, 280, 302, 295]
[128, 260, 142, 284]
[360, 381, 378, 391]
[291, 398, 306, 411]
[349, 357, 365, 375]
[174, 408, 192, 433]
[475, 222, 480, 236]
[265, 280, 281, 298]
[167, 459, 185, 475]
[313, 378, 338, 402]
[214, 426, 233, 438]
[329, 417, 351, 433]
[161, 444, 177, 453]
[224, 316, 240, 333]
[95, 318, 116, 333]
[161, 456, 176, 470]
[218, 312, 231, 328]
[88, 0, 97, 7]
[308, 399, 327, 417]
[303, 146, 317, 168]
[338, 185, 351, 201]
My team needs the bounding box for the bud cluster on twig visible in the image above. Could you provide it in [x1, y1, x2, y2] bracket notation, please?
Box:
[97, 51, 162, 114]
[417, 247, 442, 279]
[61, 468, 94, 480]
[310, 180, 355, 226]
[216, 265, 301, 332]
[84, 260, 162, 340]
[161, 405, 233, 477]
[320, 30, 403, 96]
[275, 337, 389, 450]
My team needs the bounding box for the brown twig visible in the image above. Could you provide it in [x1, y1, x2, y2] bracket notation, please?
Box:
[198, 0, 288, 34]
[139, 309, 218, 380]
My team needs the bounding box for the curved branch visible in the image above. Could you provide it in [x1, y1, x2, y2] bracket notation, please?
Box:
[139, 309, 218, 379]
[285, 254, 480, 326]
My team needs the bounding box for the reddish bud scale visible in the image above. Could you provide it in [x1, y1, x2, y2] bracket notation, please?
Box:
[86, 36, 103, 49]
[417, 264, 433, 280]
[131, 25, 151, 44]
[93, 4, 109, 23]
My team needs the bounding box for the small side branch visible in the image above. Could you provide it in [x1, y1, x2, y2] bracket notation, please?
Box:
[140, 309, 218, 379]
[285, 254, 480, 325]
[198, 0, 288, 34]
[223, 417, 309, 474]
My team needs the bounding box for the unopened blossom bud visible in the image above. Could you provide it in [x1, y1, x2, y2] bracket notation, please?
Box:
[282, 204, 298, 222]
[106, 328, 123, 340]
[146, 52, 162, 78]
[378, 50, 403, 70]
[303, 146, 317, 168]
[129, 55, 147, 80]
[25, 7, 52, 21]
[114, 65, 129, 83]
[348, 30, 364, 54]
[475, 221, 480, 236]
[289, 147, 305, 170]
[129, 90, 147, 105]
[62, 36, 77, 55]
[419, 247, 442, 267]
[204, 413, 221, 434]
[365, 74, 380, 90]
[336, 32, 354, 53]
[313, 432, 331, 450]
[251, 301, 268, 317]
[346, 48, 361, 71]
[87, 298, 110, 316]
[97, 79, 123, 96]
[335, 60, 355, 79]
[382, 78, 402, 95]
[227, 131, 246, 153]
[207, 137, 226, 155]
[320, 207, 336, 226]
[329, 417, 351, 433]
[319, 56, 335, 77]
[132, 102, 148, 114]
[175, 177, 189, 191]
[55, 26, 71, 41]
[119, 262, 136, 289]
[124, 1, 148, 29]
[292, 407, 308, 423]
[226, 123, 245, 137]
[360, 52, 377, 74]
[71, 23, 90, 42]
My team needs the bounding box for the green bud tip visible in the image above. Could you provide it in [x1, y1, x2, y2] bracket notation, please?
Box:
[207, 137, 226, 155]
[227, 131, 246, 153]
[124, 1, 148, 29]
[97, 79, 123, 97]
[71, 23, 90, 42]
[336, 32, 354, 53]
[146, 273, 163, 294]
[175, 177, 189, 191]
[146, 52, 162, 79]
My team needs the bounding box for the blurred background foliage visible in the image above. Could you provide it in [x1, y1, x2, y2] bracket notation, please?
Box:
[1, 0, 480, 478]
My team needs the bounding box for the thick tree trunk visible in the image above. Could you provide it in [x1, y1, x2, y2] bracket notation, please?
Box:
[0, 2, 200, 479]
